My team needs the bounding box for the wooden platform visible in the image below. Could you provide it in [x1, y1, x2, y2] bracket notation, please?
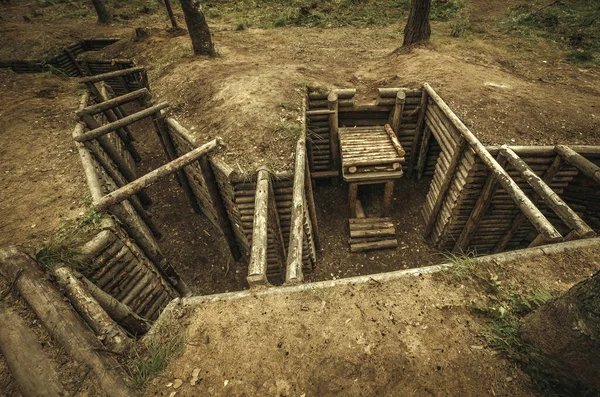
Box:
[340, 125, 405, 182]
[348, 217, 398, 253]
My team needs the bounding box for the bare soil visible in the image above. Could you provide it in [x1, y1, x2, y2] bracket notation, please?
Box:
[146, 244, 600, 397]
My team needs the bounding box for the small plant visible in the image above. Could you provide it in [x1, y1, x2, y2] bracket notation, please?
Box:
[440, 250, 480, 281]
[0, 68, 15, 74]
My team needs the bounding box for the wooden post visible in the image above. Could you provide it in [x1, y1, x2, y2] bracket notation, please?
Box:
[494, 155, 564, 253]
[424, 137, 466, 238]
[328, 92, 340, 185]
[408, 88, 428, 178]
[64, 47, 85, 77]
[0, 247, 134, 397]
[0, 303, 64, 397]
[286, 139, 306, 284]
[95, 139, 220, 209]
[383, 180, 395, 217]
[500, 145, 594, 238]
[416, 125, 432, 181]
[348, 183, 358, 218]
[454, 154, 508, 252]
[304, 154, 320, 250]
[267, 173, 287, 275]
[247, 168, 271, 287]
[424, 83, 562, 242]
[555, 145, 600, 184]
[389, 90, 406, 134]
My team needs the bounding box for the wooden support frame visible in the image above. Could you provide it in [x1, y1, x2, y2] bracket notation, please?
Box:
[74, 102, 169, 143]
[76, 88, 151, 117]
[286, 139, 307, 284]
[555, 145, 600, 184]
[328, 92, 340, 185]
[454, 154, 508, 252]
[416, 125, 432, 181]
[500, 145, 594, 238]
[95, 139, 220, 209]
[304, 154, 320, 250]
[266, 172, 287, 276]
[247, 168, 271, 287]
[78, 66, 146, 84]
[423, 83, 562, 243]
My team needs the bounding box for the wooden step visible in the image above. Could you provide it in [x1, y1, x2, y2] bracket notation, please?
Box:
[348, 217, 398, 253]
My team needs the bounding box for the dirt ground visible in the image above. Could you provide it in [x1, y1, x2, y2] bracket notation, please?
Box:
[145, 243, 600, 397]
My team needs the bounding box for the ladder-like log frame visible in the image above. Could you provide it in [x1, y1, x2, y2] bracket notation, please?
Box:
[95, 139, 220, 209]
[328, 92, 340, 185]
[555, 145, 600, 184]
[454, 154, 508, 252]
[423, 83, 562, 243]
[286, 139, 307, 284]
[78, 66, 146, 84]
[500, 145, 595, 239]
[247, 168, 272, 287]
[77, 88, 151, 117]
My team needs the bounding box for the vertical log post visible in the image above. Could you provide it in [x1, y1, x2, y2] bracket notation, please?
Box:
[382, 180, 395, 217]
[348, 183, 358, 218]
[328, 92, 340, 185]
[454, 154, 508, 252]
[389, 90, 406, 134]
[247, 168, 271, 287]
[286, 139, 307, 284]
[408, 88, 429, 178]
[416, 125, 432, 181]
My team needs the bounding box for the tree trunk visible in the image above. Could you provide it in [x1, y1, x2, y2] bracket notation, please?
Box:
[403, 0, 431, 47]
[179, 0, 216, 56]
[90, 0, 112, 24]
[164, 0, 179, 28]
[522, 269, 600, 390]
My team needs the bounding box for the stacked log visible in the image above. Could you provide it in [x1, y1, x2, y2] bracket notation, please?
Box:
[348, 217, 398, 252]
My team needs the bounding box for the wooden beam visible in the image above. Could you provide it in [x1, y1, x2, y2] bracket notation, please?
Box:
[454, 154, 508, 252]
[286, 139, 306, 284]
[328, 92, 340, 185]
[266, 171, 287, 275]
[304, 154, 320, 250]
[384, 124, 406, 156]
[416, 125, 432, 181]
[383, 181, 395, 217]
[500, 145, 594, 237]
[407, 89, 428, 178]
[555, 145, 600, 184]
[76, 88, 151, 117]
[247, 168, 271, 287]
[95, 139, 220, 209]
[78, 66, 146, 84]
[349, 183, 358, 218]
[494, 154, 566, 253]
[74, 102, 169, 143]
[424, 137, 467, 238]
[424, 83, 562, 242]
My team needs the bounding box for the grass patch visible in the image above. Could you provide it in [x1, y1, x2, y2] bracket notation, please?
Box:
[35, 206, 103, 271]
[126, 311, 185, 387]
[502, 0, 600, 65]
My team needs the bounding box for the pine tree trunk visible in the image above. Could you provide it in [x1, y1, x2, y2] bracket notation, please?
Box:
[91, 0, 112, 24]
[522, 269, 600, 389]
[179, 0, 215, 56]
[164, 0, 178, 28]
[403, 0, 431, 47]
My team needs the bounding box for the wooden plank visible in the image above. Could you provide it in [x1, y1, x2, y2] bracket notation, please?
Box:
[286, 139, 306, 284]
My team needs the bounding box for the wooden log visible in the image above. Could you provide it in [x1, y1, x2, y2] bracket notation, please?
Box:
[350, 239, 398, 253]
[78, 66, 145, 84]
[424, 137, 466, 237]
[328, 92, 340, 185]
[0, 247, 134, 397]
[454, 154, 508, 252]
[424, 83, 561, 242]
[0, 302, 64, 397]
[53, 266, 129, 352]
[384, 124, 406, 156]
[95, 139, 220, 209]
[555, 145, 600, 184]
[286, 139, 306, 284]
[77, 88, 151, 117]
[500, 146, 594, 238]
[267, 169, 286, 276]
[348, 183, 358, 218]
[407, 89, 428, 178]
[389, 90, 406, 133]
[247, 168, 271, 287]
[304, 154, 320, 250]
[74, 102, 169, 143]
[383, 180, 395, 217]
[416, 125, 432, 181]
[350, 227, 395, 238]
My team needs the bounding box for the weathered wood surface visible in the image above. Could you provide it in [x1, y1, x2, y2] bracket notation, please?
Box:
[0, 247, 134, 397]
[555, 145, 600, 184]
[0, 302, 64, 397]
[78, 66, 145, 84]
[247, 168, 271, 287]
[286, 139, 307, 284]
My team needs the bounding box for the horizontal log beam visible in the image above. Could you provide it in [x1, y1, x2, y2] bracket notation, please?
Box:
[77, 88, 151, 117]
[555, 145, 600, 184]
[78, 66, 145, 84]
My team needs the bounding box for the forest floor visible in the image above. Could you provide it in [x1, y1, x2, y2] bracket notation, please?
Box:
[0, 0, 599, 395]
